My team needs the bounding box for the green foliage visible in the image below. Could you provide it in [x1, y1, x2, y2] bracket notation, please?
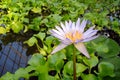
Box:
[14, 68, 29, 79]
[81, 74, 98, 80]
[98, 62, 115, 78]
[0, 72, 14, 80]
[34, 32, 46, 41]
[83, 54, 98, 69]
[0, 0, 120, 34]
[63, 61, 87, 77]
[90, 36, 120, 58]
[28, 53, 46, 66]
[0, 27, 6, 34]
[0, 0, 120, 80]
[24, 36, 37, 46]
[102, 57, 120, 80]
[47, 52, 66, 69]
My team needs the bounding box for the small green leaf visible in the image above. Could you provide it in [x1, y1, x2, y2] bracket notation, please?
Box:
[63, 61, 87, 76]
[37, 65, 48, 73]
[112, 20, 119, 27]
[47, 52, 66, 68]
[24, 36, 37, 46]
[0, 27, 6, 34]
[76, 63, 87, 76]
[63, 61, 73, 76]
[34, 32, 45, 41]
[98, 62, 115, 77]
[55, 59, 64, 71]
[15, 68, 29, 79]
[38, 73, 49, 80]
[0, 72, 14, 80]
[48, 75, 57, 80]
[82, 74, 98, 80]
[37, 65, 49, 80]
[25, 66, 36, 73]
[11, 21, 23, 33]
[83, 54, 98, 68]
[28, 53, 46, 66]
[45, 36, 54, 47]
[31, 7, 41, 13]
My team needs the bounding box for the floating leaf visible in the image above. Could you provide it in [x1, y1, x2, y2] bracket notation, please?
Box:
[83, 54, 98, 68]
[34, 32, 45, 41]
[11, 21, 23, 33]
[37, 65, 49, 80]
[0, 27, 6, 34]
[98, 62, 115, 77]
[101, 57, 120, 79]
[28, 53, 46, 66]
[63, 61, 87, 76]
[63, 61, 73, 76]
[76, 63, 87, 76]
[47, 52, 66, 68]
[91, 36, 120, 58]
[55, 59, 64, 71]
[0, 72, 14, 80]
[15, 68, 29, 79]
[32, 7, 41, 13]
[82, 74, 98, 80]
[45, 36, 54, 47]
[24, 36, 37, 46]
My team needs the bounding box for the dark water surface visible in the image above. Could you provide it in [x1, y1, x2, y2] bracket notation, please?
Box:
[0, 41, 30, 76]
[0, 31, 38, 76]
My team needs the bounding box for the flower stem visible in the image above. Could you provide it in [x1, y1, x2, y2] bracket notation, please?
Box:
[73, 45, 76, 80]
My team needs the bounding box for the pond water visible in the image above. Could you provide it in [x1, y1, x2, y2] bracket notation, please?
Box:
[0, 41, 30, 76]
[0, 31, 38, 76]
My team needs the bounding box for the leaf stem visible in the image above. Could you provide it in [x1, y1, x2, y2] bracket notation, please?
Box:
[73, 45, 76, 80]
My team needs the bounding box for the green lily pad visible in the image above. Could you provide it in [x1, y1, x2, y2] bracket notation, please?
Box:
[24, 36, 37, 46]
[91, 36, 120, 58]
[101, 56, 120, 79]
[28, 53, 46, 66]
[83, 54, 98, 68]
[81, 74, 98, 80]
[15, 68, 29, 79]
[63, 61, 87, 76]
[98, 61, 115, 77]
[47, 52, 66, 69]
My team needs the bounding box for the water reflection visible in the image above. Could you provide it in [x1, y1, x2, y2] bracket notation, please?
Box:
[0, 41, 31, 76]
[0, 31, 38, 76]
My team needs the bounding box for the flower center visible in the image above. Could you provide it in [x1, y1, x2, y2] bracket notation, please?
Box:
[65, 31, 83, 42]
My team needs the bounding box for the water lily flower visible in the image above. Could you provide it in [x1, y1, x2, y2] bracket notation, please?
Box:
[50, 18, 99, 58]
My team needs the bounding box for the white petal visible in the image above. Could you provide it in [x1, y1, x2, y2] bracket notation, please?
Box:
[55, 26, 65, 36]
[60, 22, 67, 33]
[71, 22, 76, 32]
[83, 30, 98, 39]
[82, 35, 99, 42]
[60, 38, 72, 45]
[50, 30, 66, 40]
[67, 20, 72, 32]
[51, 43, 69, 54]
[83, 26, 96, 36]
[65, 21, 70, 32]
[51, 33, 65, 40]
[74, 42, 90, 58]
[84, 26, 95, 33]
[68, 20, 72, 27]
[51, 29, 63, 36]
[79, 20, 87, 33]
[76, 18, 80, 30]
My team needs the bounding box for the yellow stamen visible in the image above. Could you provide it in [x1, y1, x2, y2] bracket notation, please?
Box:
[65, 31, 83, 42]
